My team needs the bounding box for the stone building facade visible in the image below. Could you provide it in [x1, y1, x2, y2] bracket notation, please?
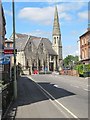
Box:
[9, 6, 62, 73]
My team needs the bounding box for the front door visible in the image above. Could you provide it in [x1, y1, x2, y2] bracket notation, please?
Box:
[49, 62, 54, 71]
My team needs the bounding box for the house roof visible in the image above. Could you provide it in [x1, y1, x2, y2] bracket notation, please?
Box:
[42, 38, 57, 55]
[79, 29, 90, 38]
[5, 39, 13, 43]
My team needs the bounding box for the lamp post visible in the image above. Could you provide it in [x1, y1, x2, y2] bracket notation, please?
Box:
[12, 0, 17, 99]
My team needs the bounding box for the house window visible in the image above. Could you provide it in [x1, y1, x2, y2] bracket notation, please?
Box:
[7, 43, 10, 47]
[82, 50, 85, 59]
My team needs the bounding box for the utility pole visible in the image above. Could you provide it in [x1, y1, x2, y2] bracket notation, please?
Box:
[12, 0, 17, 99]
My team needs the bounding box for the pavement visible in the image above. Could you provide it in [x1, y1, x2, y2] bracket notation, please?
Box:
[6, 74, 89, 119]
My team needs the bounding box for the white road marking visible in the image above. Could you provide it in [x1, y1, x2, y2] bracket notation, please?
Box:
[70, 84, 79, 88]
[74, 86, 79, 88]
[28, 76, 79, 119]
[84, 89, 90, 91]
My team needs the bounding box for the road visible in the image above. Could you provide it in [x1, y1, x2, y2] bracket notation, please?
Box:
[29, 74, 89, 119]
[7, 74, 89, 119]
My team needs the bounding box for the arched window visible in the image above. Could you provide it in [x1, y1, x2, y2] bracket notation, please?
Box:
[54, 37, 56, 44]
[28, 42, 32, 51]
[41, 43, 43, 53]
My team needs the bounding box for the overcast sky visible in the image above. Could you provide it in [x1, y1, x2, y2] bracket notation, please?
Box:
[2, 1, 89, 58]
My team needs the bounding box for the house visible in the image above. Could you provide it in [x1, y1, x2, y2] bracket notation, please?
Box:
[79, 27, 90, 64]
[0, 2, 6, 53]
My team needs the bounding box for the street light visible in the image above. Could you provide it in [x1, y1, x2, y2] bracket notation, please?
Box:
[12, 0, 17, 99]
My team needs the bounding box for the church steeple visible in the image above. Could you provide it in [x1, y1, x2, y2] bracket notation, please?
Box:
[53, 6, 61, 36]
[52, 5, 62, 70]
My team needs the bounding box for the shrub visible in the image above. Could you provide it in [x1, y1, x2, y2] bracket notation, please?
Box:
[74, 64, 90, 77]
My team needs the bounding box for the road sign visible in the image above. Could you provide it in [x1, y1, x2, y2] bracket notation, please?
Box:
[4, 49, 17, 54]
[0, 55, 10, 65]
[4, 49, 14, 54]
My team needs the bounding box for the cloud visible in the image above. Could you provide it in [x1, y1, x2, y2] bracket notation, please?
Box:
[78, 11, 88, 20]
[25, 29, 52, 39]
[18, 6, 72, 25]
[18, 7, 54, 25]
[18, 2, 87, 25]
[63, 45, 79, 58]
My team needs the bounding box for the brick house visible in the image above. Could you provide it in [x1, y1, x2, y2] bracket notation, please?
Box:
[79, 28, 90, 64]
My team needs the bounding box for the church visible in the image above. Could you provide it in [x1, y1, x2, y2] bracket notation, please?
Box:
[7, 6, 62, 73]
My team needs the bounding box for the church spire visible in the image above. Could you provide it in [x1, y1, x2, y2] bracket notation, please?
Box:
[53, 6, 61, 36]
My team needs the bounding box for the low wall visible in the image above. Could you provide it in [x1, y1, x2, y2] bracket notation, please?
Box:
[60, 70, 79, 76]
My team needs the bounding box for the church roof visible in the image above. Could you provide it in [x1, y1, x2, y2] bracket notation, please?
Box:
[15, 34, 42, 51]
[31, 36, 42, 48]
[53, 6, 61, 36]
[42, 38, 57, 55]
[15, 35, 29, 51]
[15, 33, 28, 38]
[11, 33, 57, 56]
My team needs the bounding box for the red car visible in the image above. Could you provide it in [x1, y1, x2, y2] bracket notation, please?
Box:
[33, 70, 38, 74]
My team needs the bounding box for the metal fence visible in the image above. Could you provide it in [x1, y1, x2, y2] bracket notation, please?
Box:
[2, 80, 14, 118]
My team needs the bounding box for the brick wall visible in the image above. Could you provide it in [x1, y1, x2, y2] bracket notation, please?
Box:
[60, 70, 79, 76]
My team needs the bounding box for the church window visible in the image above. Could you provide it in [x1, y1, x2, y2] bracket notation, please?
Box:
[28, 42, 32, 51]
[41, 43, 43, 53]
[54, 37, 56, 44]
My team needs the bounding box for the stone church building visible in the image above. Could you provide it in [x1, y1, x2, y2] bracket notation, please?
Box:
[9, 6, 62, 73]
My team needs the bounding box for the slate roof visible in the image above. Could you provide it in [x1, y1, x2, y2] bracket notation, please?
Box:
[15, 34, 42, 51]
[9, 33, 57, 56]
[42, 38, 57, 55]
[31, 36, 42, 48]
[15, 33, 28, 38]
[15, 36, 29, 51]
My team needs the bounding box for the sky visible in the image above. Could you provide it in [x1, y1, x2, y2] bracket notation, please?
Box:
[2, 0, 89, 58]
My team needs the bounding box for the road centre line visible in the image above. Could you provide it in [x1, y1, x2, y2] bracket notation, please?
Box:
[29, 76, 80, 119]
[70, 84, 79, 88]
[74, 86, 79, 88]
[28, 77, 69, 118]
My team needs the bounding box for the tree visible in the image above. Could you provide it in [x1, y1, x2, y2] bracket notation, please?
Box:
[63, 55, 79, 68]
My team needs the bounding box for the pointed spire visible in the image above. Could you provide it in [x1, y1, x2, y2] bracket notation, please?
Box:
[53, 5, 61, 36]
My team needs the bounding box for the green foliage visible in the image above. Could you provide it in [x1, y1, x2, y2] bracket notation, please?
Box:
[75, 64, 90, 77]
[63, 55, 79, 68]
